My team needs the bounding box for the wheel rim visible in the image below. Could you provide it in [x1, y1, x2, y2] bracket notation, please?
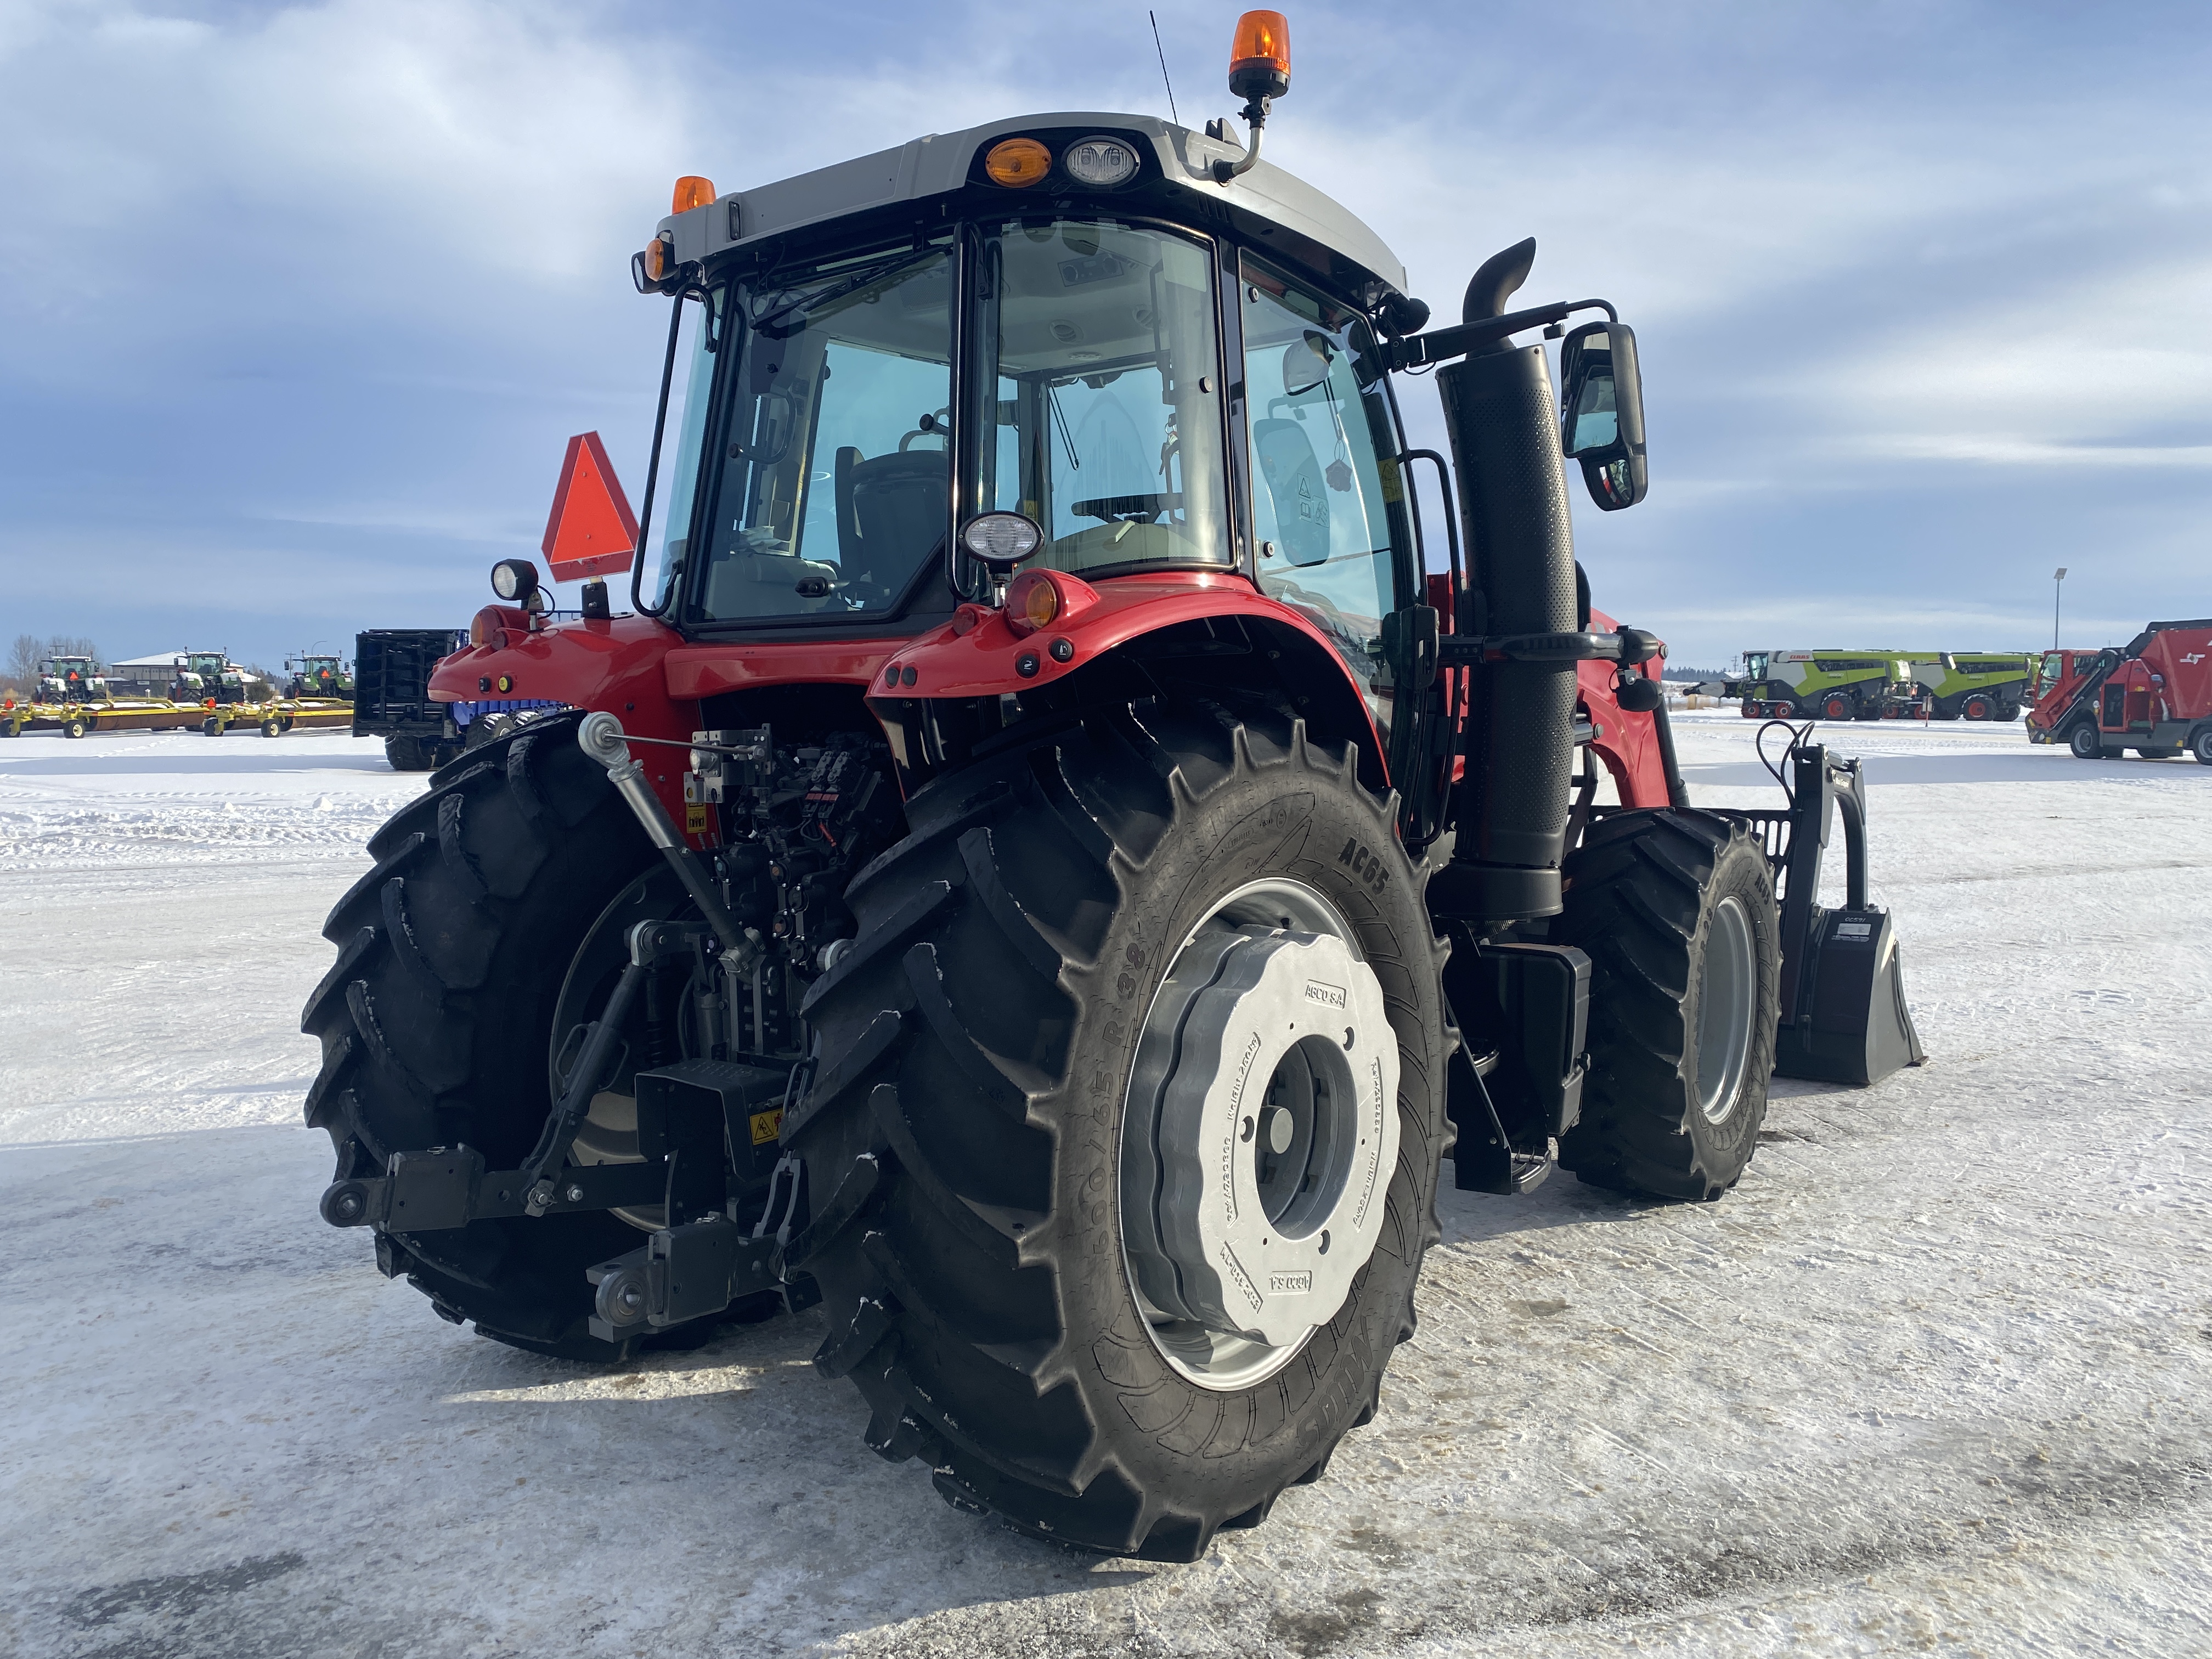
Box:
[1120, 877, 1399, 1392]
[1693, 895, 1757, 1124]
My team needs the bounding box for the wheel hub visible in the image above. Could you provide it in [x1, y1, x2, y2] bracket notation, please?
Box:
[1122, 880, 1399, 1381]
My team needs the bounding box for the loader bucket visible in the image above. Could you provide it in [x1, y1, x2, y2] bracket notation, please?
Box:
[1773, 904, 1925, 1086]
[1750, 743, 1928, 1088]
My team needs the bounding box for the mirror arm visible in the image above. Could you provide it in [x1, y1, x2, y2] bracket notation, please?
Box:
[1387, 297, 1616, 372]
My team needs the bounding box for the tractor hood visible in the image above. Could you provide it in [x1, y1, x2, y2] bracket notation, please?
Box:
[656, 111, 1409, 306]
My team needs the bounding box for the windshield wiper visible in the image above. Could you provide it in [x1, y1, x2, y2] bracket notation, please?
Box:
[748, 249, 938, 338]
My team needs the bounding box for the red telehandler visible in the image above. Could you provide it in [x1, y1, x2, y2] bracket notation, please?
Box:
[2025, 622, 2212, 763]
[306, 13, 1922, 1559]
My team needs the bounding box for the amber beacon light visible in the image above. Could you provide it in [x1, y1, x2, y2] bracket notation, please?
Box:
[1228, 11, 1291, 101]
[984, 137, 1053, 187]
[670, 175, 716, 213]
[1215, 12, 1291, 183]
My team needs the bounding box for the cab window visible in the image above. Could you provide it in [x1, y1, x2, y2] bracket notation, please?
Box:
[974, 220, 1230, 580]
[693, 243, 954, 624]
[1239, 257, 1409, 733]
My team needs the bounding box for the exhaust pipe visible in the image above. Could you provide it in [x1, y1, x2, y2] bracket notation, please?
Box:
[1427, 241, 1580, 923]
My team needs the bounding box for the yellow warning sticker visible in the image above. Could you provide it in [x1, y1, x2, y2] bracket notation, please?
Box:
[686, 802, 709, 836]
[750, 1108, 783, 1146]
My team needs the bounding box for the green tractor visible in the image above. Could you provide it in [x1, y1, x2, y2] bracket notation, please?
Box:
[171, 650, 274, 711]
[286, 652, 355, 702]
[35, 656, 109, 705]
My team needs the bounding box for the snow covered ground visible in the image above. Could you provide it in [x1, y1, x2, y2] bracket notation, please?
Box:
[3, 716, 2208, 1658]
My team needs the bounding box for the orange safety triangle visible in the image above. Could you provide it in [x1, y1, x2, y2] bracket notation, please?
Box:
[541, 431, 640, 582]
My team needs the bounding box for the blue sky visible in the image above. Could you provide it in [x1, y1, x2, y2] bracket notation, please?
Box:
[2, 0, 2205, 673]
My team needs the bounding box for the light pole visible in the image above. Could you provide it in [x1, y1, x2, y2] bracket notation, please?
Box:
[2052, 567, 2067, 651]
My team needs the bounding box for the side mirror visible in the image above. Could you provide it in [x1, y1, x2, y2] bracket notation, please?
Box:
[1559, 321, 1647, 511]
[1282, 331, 1334, 396]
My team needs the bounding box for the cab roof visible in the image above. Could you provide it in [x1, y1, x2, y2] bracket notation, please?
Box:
[657, 111, 1409, 305]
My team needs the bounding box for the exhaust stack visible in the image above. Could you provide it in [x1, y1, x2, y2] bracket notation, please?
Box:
[1427, 241, 1580, 923]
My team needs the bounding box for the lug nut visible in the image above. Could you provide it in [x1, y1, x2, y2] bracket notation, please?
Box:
[564, 1183, 585, 1204]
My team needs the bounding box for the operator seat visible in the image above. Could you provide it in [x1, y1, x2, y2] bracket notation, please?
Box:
[836, 445, 948, 603]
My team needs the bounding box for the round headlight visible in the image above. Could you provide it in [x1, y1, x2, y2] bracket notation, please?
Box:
[983, 138, 1053, 188]
[490, 558, 541, 603]
[1063, 137, 1139, 188]
[960, 511, 1044, 569]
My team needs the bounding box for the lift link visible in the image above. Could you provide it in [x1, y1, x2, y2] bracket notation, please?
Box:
[575, 709, 757, 963]
[516, 917, 708, 1212]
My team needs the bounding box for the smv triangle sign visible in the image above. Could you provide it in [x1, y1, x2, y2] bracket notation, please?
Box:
[541, 431, 639, 582]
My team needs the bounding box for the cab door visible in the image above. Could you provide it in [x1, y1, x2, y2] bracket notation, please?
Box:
[1236, 257, 1440, 840]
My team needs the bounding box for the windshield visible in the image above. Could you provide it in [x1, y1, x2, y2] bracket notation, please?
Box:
[692, 244, 955, 622]
[969, 219, 1229, 588]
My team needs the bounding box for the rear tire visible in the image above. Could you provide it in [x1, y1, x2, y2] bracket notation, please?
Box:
[1961, 695, 1994, 720]
[1822, 695, 1852, 721]
[2194, 729, 2212, 766]
[790, 706, 1448, 1560]
[383, 735, 428, 771]
[301, 713, 667, 1358]
[1555, 810, 1779, 1201]
[2068, 722, 2104, 760]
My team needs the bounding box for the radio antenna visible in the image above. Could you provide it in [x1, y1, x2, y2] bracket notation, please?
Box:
[1150, 11, 1181, 127]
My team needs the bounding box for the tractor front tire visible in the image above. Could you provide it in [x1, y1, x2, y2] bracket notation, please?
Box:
[789, 705, 1448, 1560]
[1822, 695, 1852, 721]
[2068, 722, 2104, 760]
[301, 713, 667, 1358]
[383, 735, 428, 771]
[1555, 810, 1779, 1201]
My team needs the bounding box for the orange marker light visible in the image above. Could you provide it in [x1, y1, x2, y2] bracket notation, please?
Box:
[984, 137, 1053, 188]
[1229, 10, 1291, 101]
[1008, 569, 1062, 634]
[671, 175, 716, 213]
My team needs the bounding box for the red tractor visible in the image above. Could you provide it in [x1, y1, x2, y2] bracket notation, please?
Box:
[2025, 622, 2212, 763]
[306, 14, 1921, 1559]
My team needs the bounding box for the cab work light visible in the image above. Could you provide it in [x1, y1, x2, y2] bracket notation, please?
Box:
[983, 137, 1052, 188]
[1064, 137, 1138, 187]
